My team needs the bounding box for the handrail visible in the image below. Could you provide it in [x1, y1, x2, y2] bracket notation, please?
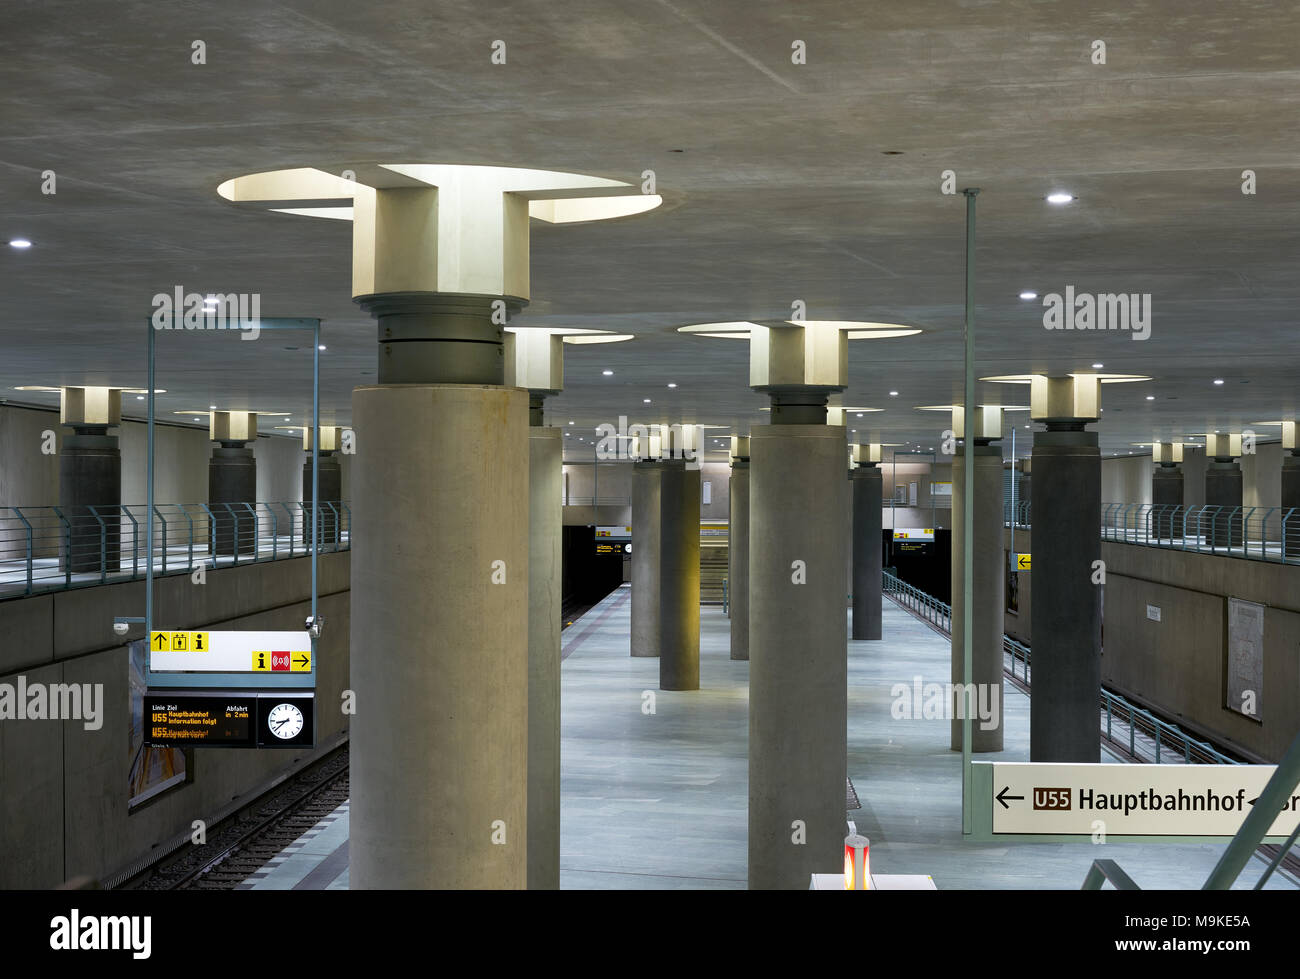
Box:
[0, 500, 352, 598]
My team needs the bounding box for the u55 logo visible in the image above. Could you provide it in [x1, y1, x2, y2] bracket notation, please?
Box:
[1033, 787, 1071, 810]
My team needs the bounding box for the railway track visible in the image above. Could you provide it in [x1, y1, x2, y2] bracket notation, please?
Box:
[122, 745, 349, 891]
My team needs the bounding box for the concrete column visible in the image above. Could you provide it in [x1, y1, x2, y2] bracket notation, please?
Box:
[1204, 434, 1243, 549]
[352, 381, 528, 888]
[219, 162, 661, 892]
[527, 426, 562, 889]
[1281, 424, 1300, 516]
[630, 459, 664, 658]
[209, 447, 256, 556]
[301, 453, 342, 546]
[950, 442, 1004, 751]
[729, 439, 750, 661]
[300, 425, 344, 548]
[207, 410, 258, 557]
[1029, 376, 1101, 763]
[659, 458, 701, 689]
[1151, 453, 1183, 541]
[58, 387, 123, 573]
[850, 452, 882, 641]
[60, 428, 122, 573]
[1282, 459, 1300, 512]
[749, 424, 848, 889]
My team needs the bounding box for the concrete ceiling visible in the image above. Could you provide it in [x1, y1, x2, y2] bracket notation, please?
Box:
[2, 0, 1298, 465]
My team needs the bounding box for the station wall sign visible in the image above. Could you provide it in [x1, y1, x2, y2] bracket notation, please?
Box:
[988, 761, 1295, 838]
[892, 528, 935, 542]
[595, 525, 631, 556]
[143, 691, 315, 749]
[148, 630, 315, 689]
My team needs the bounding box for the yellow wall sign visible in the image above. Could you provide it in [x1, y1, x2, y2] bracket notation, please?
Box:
[150, 631, 210, 653]
[1015, 553, 1031, 571]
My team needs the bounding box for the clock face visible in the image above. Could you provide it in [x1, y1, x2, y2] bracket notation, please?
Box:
[267, 702, 304, 740]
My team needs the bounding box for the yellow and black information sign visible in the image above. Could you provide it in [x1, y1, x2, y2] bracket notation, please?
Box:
[1015, 553, 1031, 571]
[149, 631, 209, 653]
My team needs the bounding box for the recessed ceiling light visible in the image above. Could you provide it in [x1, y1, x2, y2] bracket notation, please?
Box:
[1046, 192, 1075, 204]
[643, 398, 651, 403]
[1024, 425, 1030, 429]
[602, 370, 614, 376]
[667, 383, 677, 388]
[1019, 291, 1037, 300]
[888, 391, 898, 397]
[318, 345, 326, 351]
[1146, 395, 1155, 401]
[1213, 379, 1225, 385]
[568, 420, 574, 425]
[136, 395, 144, 400]
[208, 405, 217, 410]
[9, 238, 32, 249]
[1091, 363, 1104, 369]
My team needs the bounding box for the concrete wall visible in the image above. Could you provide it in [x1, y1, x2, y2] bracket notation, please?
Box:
[1002, 526, 1032, 645]
[0, 404, 62, 507]
[1099, 543, 1300, 762]
[0, 550, 350, 887]
[563, 460, 633, 505]
[1101, 455, 1151, 504]
[999, 521, 1299, 761]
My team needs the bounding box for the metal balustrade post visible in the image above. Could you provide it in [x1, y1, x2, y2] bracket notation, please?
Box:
[13, 508, 34, 596]
[184, 506, 194, 573]
[246, 503, 259, 560]
[124, 507, 139, 578]
[90, 506, 107, 584]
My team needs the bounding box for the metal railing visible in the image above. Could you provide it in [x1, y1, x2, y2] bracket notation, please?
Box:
[1101, 502, 1300, 563]
[0, 501, 350, 597]
[881, 570, 1237, 766]
[1003, 500, 1031, 527]
[1003, 501, 1300, 565]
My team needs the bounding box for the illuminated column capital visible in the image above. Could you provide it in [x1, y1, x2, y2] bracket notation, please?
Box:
[952, 405, 1003, 442]
[303, 425, 345, 453]
[60, 387, 121, 429]
[1152, 441, 1184, 466]
[218, 164, 660, 302]
[851, 443, 882, 467]
[1030, 375, 1100, 426]
[210, 410, 258, 445]
[1204, 433, 1242, 461]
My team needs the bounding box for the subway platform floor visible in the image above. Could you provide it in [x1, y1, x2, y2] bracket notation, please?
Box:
[250, 585, 1293, 890]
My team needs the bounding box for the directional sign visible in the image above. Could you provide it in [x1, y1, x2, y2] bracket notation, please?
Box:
[149, 631, 312, 675]
[151, 631, 210, 654]
[893, 528, 935, 541]
[990, 762, 1297, 837]
[1015, 553, 1031, 571]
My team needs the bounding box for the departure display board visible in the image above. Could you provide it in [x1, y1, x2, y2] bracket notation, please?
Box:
[145, 692, 315, 748]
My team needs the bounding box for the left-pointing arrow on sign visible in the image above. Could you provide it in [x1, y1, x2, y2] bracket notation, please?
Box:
[996, 786, 1025, 810]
